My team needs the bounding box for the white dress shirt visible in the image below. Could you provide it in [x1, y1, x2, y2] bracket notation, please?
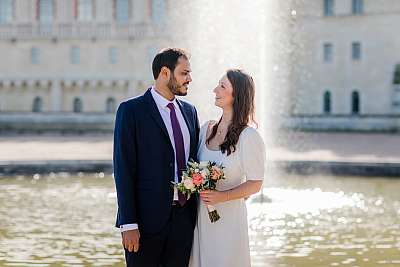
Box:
[120, 86, 191, 232]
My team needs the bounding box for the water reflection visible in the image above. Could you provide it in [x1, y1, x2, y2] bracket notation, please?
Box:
[0, 174, 400, 266]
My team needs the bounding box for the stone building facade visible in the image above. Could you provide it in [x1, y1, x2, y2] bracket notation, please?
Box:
[286, 0, 400, 130]
[2, 0, 400, 132]
[0, 0, 167, 117]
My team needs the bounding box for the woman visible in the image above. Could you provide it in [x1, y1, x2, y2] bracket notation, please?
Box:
[190, 69, 266, 267]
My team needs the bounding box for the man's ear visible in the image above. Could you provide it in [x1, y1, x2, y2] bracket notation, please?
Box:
[160, 66, 170, 80]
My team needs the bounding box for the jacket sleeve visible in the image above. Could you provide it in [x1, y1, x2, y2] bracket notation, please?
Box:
[113, 101, 137, 226]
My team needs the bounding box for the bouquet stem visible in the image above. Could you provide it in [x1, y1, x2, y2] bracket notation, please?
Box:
[206, 205, 220, 223]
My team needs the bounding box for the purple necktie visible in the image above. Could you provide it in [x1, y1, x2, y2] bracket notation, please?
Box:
[167, 103, 187, 206]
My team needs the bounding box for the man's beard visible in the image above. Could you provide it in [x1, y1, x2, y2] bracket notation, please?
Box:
[167, 74, 188, 96]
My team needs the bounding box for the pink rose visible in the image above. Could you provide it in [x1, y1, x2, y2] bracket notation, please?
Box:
[192, 173, 204, 186]
[211, 166, 222, 180]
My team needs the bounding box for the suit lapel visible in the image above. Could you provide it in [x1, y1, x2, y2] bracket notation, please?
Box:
[144, 88, 195, 155]
[176, 99, 195, 154]
[144, 89, 172, 146]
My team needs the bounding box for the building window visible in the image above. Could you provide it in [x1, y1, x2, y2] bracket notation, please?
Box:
[393, 64, 400, 85]
[70, 46, 80, 64]
[37, 0, 54, 23]
[73, 98, 83, 113]
[323, 43, 333, 62]
[352, 42, 361, 60]
[352, 0, 363, 14]
[106, 97, 116, 113]
[323, 91, 331, 114]
[32, 97, 43, 112]
[109, 47, 118, 64]
[351, 91, 360, 114]
[77, 0, 93, 21]
[115, 0, 130, 24]
[324, 0, 334, 16]
[31, 47, 40, 64]
[0, 0, 13, 24]
[151, 0, 166, 25]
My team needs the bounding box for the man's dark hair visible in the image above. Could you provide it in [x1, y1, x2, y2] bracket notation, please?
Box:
[152, 48, 189, 79]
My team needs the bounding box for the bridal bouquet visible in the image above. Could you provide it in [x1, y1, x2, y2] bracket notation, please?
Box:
[174, 160, 225, 222]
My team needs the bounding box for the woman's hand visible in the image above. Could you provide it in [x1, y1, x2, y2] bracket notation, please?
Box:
[200, 190, 228, 206]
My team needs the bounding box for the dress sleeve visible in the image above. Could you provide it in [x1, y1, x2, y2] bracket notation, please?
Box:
[198, 121, 210, 152]
[239, 127, 266, 181]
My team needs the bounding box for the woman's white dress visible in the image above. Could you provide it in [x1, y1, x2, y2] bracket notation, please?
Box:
[190, 122, 266, 267]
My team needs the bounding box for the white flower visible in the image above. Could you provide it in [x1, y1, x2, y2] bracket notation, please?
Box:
[200, 169, 209, 178]
[183, 178, 195, 190]
[190, 161, 199, 167]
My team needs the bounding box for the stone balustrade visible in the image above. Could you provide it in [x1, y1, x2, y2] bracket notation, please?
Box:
[0, 22, 164, 40]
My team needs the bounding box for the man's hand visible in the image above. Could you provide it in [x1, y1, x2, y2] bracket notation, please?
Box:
[122, 229, 140, 253]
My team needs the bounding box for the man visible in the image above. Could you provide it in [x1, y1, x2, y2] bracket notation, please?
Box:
[113, 48, 200, 267]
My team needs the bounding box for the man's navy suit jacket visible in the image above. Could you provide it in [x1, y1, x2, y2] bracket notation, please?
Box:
[113, 88, 200, 235]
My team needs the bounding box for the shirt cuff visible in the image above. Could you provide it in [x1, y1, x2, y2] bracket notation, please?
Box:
[173, 186, 178, 201]
[120, 223, 138, 232]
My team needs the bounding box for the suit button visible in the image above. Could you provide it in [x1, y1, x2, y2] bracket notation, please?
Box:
[169, 163, 173, 167]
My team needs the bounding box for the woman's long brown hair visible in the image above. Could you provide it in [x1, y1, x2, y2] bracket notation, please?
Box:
[207, 69, 257, 156]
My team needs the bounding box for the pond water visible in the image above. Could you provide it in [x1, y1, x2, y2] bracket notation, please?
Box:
[0, 173, 399, 266]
